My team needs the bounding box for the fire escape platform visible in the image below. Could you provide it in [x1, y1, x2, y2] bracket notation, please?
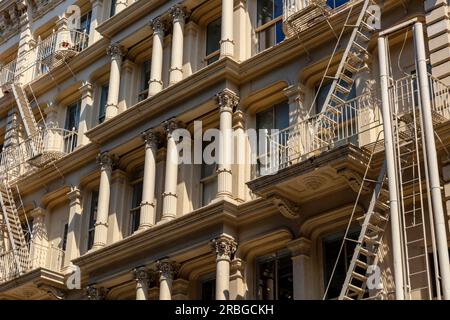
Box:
[0, 267, 65, 300]
[247, 144, 381, 205]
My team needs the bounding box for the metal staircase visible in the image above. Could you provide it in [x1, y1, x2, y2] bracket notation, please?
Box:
[316, 0, 377, 132]
[11, 83, 41, 139]
[338, 162, 390, 300]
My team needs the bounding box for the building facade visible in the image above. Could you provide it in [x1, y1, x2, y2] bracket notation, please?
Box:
[0, 0, 450, 300]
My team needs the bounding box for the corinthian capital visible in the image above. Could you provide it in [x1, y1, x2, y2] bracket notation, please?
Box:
[142, 130, 160, 150]
[86, 285, 108, 300]
[216, 89, 239, 113]
[156, 260, 180, 280]
[96, 152, 116, 171]
[149, 17, 165, 35]
[106, 42, 126, 59]
[133, 266, 151, 283]
[169, 5, 188, 23]
[162, 119, 179, 137]
[211, 235, 237, 261]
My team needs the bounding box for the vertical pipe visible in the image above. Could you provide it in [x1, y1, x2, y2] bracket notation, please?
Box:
[414, 22, 450, 300]
[377, 36, 405, 300]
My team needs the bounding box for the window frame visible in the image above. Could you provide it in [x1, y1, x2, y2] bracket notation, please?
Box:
[129, 178, 143, 235]
[98, 83, 109, 124]
[204, 17, 221, 65]
[138, 60, 151, 102]
[87, 191, 99, 252]
[255, 0, 285, 53]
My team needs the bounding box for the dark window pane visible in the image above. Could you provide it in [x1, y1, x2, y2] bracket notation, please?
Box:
[327, 0, 350, 8]
[79, 11, 92, 33]
[65, 102, 80, 131]
[62, 223, 69, 251]
[275, 102, 289, 131]
[275, 21, 285, 44]
[256, 252, 293, 300]
[206, 18, 221, 56]
[110, 0, 116, 17]
[87, 191, 98, 251]
[257, 0, 274, 26]
[201, 278, 216, 300]
[99, 84, 108, 124]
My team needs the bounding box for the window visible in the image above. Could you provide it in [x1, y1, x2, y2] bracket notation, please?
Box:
[110, 0, 116, 17]
[64, 101, 80, 151]
[201, 141, 217, 206]
[256, 251, 293, 300]
[315, 82, 356, 114]
[326, 0, 350, 9]
[62, 223, 69, 251]
[201, 277, 216, 300]
[205, 18, 221, 65]
[74, 11, 92, 50]
[98, 84, 109, 124]
[79, 11, 92, 33]
[322, 229, 361, 299]
[87, 191, 98, 251]
[138, 61, 151, 102]
[22, 221, 33, 244]
[256, 0, 285, 52]
[130, 181, 143, 234]
[255, 101, 289, 174]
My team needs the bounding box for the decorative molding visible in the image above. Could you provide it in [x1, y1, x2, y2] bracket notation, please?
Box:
[268, 194, 301, 219]
[211, 235, 237, 261]
[106, 42, 127, 59]
[149, 17, 165, 35]
[142, 130, 160, 150]
[287, 237, 312, 257]
[169, 5, 188, 23]
[96, 151, 116, 171]
[156, 260, 180, 279]
[216, 89, 239, 113]
[162, 119, 179, 137]
[338, 168, 371, 194]
[37, 284, 65, 300]
[133, 266, 152, 284]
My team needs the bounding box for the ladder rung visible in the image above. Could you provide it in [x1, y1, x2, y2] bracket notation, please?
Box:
[409, 270, 428, 277]
[408, 254, 426, 260]
[355, 259, 368, 269]
[330, 94, 346, 105]
[366, 223, 383, 233]
[405, 223, 423, 229]
[356, 31, 370, 42]
[352, 271, 368, 282]
[407, 238, 425, 245]
[348, 283, 365, 294]
[359, 247, 376, 257]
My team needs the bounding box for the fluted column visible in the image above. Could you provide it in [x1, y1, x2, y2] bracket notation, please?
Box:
[105, 43, 126, 120]
[139, 130, 159, 231]
[211, 235, 237, 300]
[156, 260, 180, 300]
[64, 187, 82, 268]
[133, 267, 150, 300]
[220, 0, 234, 57]
[92, 152, 114, 250]
[148, 18, 165, 97]
[169, 6, 187, 85]
[161, 120, 179, 222]
[216, 89, 239, 198]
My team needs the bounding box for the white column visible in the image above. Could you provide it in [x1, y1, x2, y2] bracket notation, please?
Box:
[148, 18, 165, 97]
[64, 187, 83, 268]
[133, 267, 150, 300]
[29, 207, 49, 269]
[211, 235, 237, 300]
[216, 89, 239, 198]
[161, 120, 179, 222]
[157, 260, 179, 300]
[169, 6, 187, 85]
[287, 237, 312, 300]
[77, 82, 93, 146]
[89, 0, 103, 45]
[105, 43, 126, 121]
[139, 130, 159, 231]
[92, 152, 114, 250]
[220, 0, 234, 58]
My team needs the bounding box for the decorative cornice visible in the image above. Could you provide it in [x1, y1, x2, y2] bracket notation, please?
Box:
[156, 260, 180, 279]
[106, 42, 127, 59]
[268, 194, 301, 219]
[211, 234, 237, 261]
[216, 89, 239, 113]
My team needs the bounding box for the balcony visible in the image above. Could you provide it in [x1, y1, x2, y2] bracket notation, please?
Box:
[248, 74, 450, 204]
[0, 127, 79, 181]
[0, 29, 89, 90]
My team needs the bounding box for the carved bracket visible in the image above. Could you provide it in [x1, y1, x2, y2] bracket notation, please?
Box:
[268, 194, 301, 219]
[338, 168, 371, 195]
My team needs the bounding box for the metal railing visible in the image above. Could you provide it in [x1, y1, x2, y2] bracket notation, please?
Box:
[0, 29, 89, 87]
[0, 127, 79, 180]
[257, 74, 450, 176]
[0, 241, 65, 284]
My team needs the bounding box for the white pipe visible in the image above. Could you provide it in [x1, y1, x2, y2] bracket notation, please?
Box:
[377, 35, 405, 300]
[414, 22, 450, 300]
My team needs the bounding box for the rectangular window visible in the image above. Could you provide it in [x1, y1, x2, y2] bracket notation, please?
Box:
[74, 11, 92, 50]
[205, 18, 221, 65]
[130, 181, 143, 234]
[322, 229, 361, 299]
[64, 101, 80, 152]
[201, 277, 216, 300]
[87, 191, 98, 251]
[201, 142, 217, 206]
[138, 61, 151, 102]
[62, 223, 69, 251]
[256, 0, 285, 52]
[256, 251, 293, 300]
[110, 0, 116, 17]
[98, 84, 109, 124]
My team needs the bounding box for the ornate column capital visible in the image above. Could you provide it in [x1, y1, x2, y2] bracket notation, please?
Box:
[149, 17, 165, 35]
[67, 187, 82, 206]
[86, 285, 108, 300]
[162, 119, 179, 137]
[211, 235, 237, 261]
[156, 260, 180, 280]
[79, 82, 93, 99]
[30, 206, 47, 219]
[133, 266, 151, 283]
[169, 5, 188, 23]
[216, 89, 239, 113]
[96, 152, 116, 172]
[283, 84, 305, 104]
[106, 42, 127, 60]
[142, 130, 160, 150]
[287, 237, 312, 257]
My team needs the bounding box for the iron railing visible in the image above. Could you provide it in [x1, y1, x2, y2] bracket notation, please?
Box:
[0, 241, 65, 284]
